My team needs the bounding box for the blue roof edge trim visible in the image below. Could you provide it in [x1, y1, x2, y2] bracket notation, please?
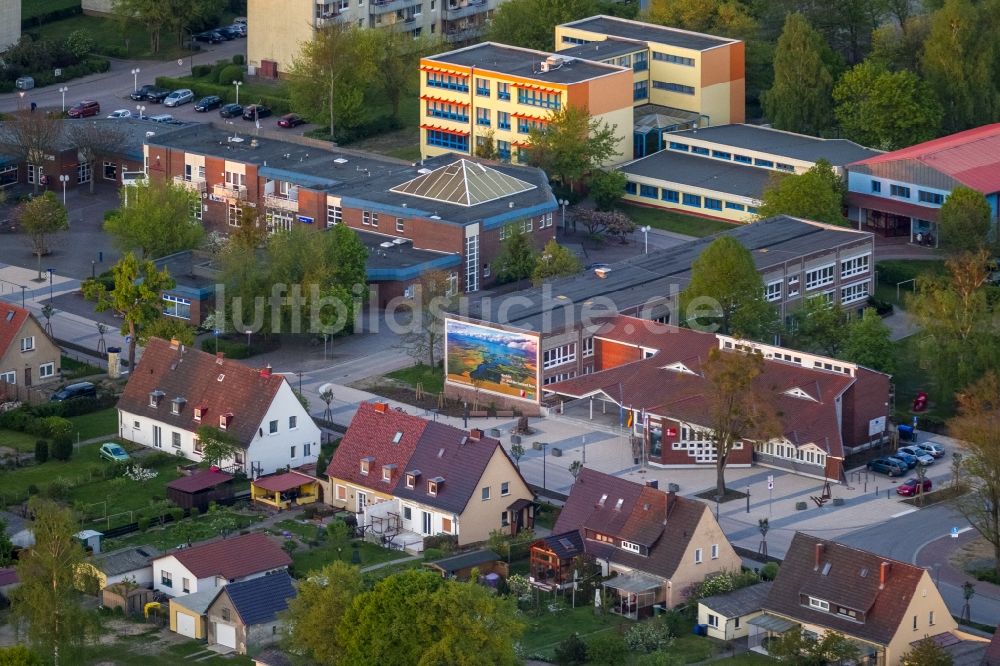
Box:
[366, 254, 462, 282]
[259, 165, 340, 189]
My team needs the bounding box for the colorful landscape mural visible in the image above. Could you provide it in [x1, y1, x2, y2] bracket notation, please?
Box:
[445, 320, 539, 401]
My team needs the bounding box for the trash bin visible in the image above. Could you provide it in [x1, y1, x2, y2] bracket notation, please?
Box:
[897, 425, 914, 442]
[15, 76, 34, 90]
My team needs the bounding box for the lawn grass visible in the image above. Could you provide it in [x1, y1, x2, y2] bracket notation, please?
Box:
[69, 454, 185, 523]
[386, 363, 444, 394]
[0, 441, 108, 505]
[68, 407, 118, 440]
[22, 0, 80, 23]
[617, 202, 737, 238]
[874, 259, 947, 305]
[712, 654, 778, 665]
[77, 633, 254, 665]
[0, 428, 40, 452]
[104, 510, 263, 551]
[290, 539, 407, 576]
[273, 517, 324, 540]
[61, 354, 103, 380]
[31, 14, 195, 60]
[520, 605, 629, 659]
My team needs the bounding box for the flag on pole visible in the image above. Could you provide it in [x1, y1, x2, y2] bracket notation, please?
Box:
[626, 410, 634, 428]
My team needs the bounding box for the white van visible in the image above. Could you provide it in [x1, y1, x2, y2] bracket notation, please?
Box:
[233, 16, 247, 26]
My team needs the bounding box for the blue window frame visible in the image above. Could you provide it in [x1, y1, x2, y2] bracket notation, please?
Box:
[754, 158, 774, 168]
[691, 146, 709, 156]
[652, 81, 695, 94]
[704, 198, 722, 211]
[668, 141, 689, 152]
[918, 190, 944, 204]
[426, 73, 468, 92]
[712, 150, 731, 160]
[633, 51, 648, 72]
[562, 36, 589, 46]
[517, 89, 561, 109]
[427, 102, 468, 122]
[640, 184, 657, 199]
[682, 193, 701, 207]
[733, 154, 752, 164]
[633, 80, 648, 101]
[497, 82, 511, 101]
[890, 184, 911, 198]
[871, 180, 882, 193]
[747, 206, 758, 215]
[475, 77, 490, 97]
[426, 129, 468, 152]
[776, 163, 794, 172]
[625, 182, 638, 195]
[662, 189, 679, 203]
[652, 52, 694, 66]
[497, 111, 511, 130]
[725, 202, 745, 211]
[497, 140, 511, 162]
[476, 108, 490, 126]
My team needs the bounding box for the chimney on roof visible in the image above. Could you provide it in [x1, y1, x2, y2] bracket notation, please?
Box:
[815, 542, 824, 571]
[260, 364, 272, 378]
[169, 337, 180, 349]
[373, 402, 389, 414]
[645, 480, 658, 489]
[216, 352, 225, 365]
[879, 561, 890, 589]
[469, 428, 483, 441]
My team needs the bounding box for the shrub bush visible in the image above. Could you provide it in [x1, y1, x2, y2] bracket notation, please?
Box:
[45, 478, 72, 500]
[553, 633, 588, 666]
[50, 435, 73, 461]
[43, 416, 73, 440]
[761, 562, 780, 581]
[587, 634, 626, 666]
[232, 54, 245, 66]
[191, 64, 213, 78]
[137, 516, 151, 531]
[0, 408, 31, 432]
[66, 30, 95, 59]
[218, 64, 244, 85]
[34, 440, 48, 464]
[624, 621, 672, 653]
[27, 484, 39, 495]
[422, 548, 444, 561]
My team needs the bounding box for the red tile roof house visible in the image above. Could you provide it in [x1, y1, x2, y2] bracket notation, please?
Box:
[325, 401, 534, 552]
[152, 532, 291, 597]
[532, 468, 741, 619]
[846, 123, 1000, 243]
[751, 533, 959, 666]
[546, 316, 891, 484]
[116, 337, 321, 476]
[0, 302, 61, 395]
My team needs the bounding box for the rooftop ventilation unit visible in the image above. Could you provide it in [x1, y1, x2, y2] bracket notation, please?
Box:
[380, 241, 394, 248]
[334, 157, 348, 164]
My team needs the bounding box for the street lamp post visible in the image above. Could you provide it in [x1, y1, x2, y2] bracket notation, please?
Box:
[233, 80, 243, 106]
[58, 175, 69, 205]
[641, 225, 650, 254]
[541, 442, 549, 491]
[17, 91, 24, 111]
[245, 329, 252, 354]
[58, 86, 68, 113]
[131, 68, 141, 93]
[135, 105, 146, 120]
[46, 268, 55, 303]
[558, 199, 569, 230]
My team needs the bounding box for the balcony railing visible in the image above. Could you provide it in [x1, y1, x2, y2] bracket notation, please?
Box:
[314, 13, 346, 28]
[369, 0, 419, 15]
[442, 0, 488, 20]
[264, 194, 298, 212]
[173, 175, 206, 193]
[212, 183, 247, 200]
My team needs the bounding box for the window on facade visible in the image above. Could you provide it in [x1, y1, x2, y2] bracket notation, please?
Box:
[542, 343, 576, 369]
[162, 294, 191, 320]
[582, 337, 594, 358]
[182, 577, 190, 593]
[227, 202, 243, 227]
[426, 72, 468, 92]
[171, 432, 181, 448]
[20, 336, 34, 352]
[77, 161, 92, 184]
[428, 480, 438, 496]
[441, 516, 452, 533]
[652, 52, 694, 66]
[808, 597, 830, 611]
[475, 77, 490, 96]
[326, 204, 342, 227]
[625, 181, 637, 195]
[682, 193, 701, 208]
[725, 201, 745, 211]
[382, 466, 392, 482]
[652, 81, 695, 94]
[707, 614, 718, 627]
[517, 89, 561, 109]
[694, 548, 703, 564]
[890, 184, 911, 198]
[360, 459, 370, 475]
[691, 146, 710, 156]
[754, 158, 774, 168]
[841, 282, 869, 305]
[704, 197, 722, 211]
[639, 184, 657, 199]
[711, 544, 719, 559]
[395, 217, 405, 233]
[841, 254, 870, 279]
[481, 486, 490, 500]
[336, 485, 346, 500]
[426, 129, 468, 152]
[661, 189, 679, 203]
[668, 142, 689, 152]
[805, 265, 835, 290]
[160, 571, 172, 587]
[269, 419, 278, 434]
[193, 437, 203, 454]
[633, 80, 648, 101]
[621, 540, 641, 553]
[39, 362, 54, 378]
[871, 180, 881, 193]
[103, 162, 117, 181]
[918, 190, 944, 205]
[476, 108, 490, 126]
[221, 608, 231, 622]
[501, 481, 510, 496]
[765, 281, 782, 302]
[403, 506, 412, 521]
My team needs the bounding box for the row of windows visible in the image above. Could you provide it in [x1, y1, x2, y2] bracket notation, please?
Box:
[543, 370, 576, 385]
[652, 81, 695, 95]
[626, 181, 758, 215]
[517, 90, 561, 109]
[759, 440, 827, 468]
[426, 101, 468, 123]
[426, 73, 468, 92]
[652, 51, 694, 66]
[840, 253, 870, 279]
[870, 180, 946, 205]
[162, 294, 191, 320]
[0, 362, 55, 385]
[426, 129, 469, 152]
[518, 118, 546, 134]
[668, 142, 796, 172]
[633, 80, 648, 102]
[840, 281, 870, 305]
[543, 343, 576, 369]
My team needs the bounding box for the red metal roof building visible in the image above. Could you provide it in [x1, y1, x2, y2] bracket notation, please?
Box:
[165, 469, 235, 512]
[545, 316, 891, 483]
[153, 532, 291, 597]
[846, 124, 1000, 243]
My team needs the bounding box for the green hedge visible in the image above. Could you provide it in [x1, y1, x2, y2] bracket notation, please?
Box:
[0, 57, 110, 94]
[21, 4, 83, 30]
[154, 75, 291, 114]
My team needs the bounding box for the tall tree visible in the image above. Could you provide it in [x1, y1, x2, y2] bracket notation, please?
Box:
[527, 105, 621, 190]
[950, 372, 1000, 578]
[787, 296, 845, 357]
[66, 121, 127, 195]
[399, 269, 456, 368]
[762, 13, 835, 135]
[10, 499, 92, 666]
[287, 24, 378, 138]
[487, 0, 600, 51]
[373, 31, 440, 123]
[281, 561, 363, 664]
[868, 16, 931, 72]
[91, 252, 175, 370]
[833, 62, 943, 150]
[588, 169, 627, 211]
[921, 0, 999, 133]
[702, 347, 781, 498]
[532, 240, 581, 285]
[842, 308, 895, 374]
[938, 186, 992, 255]
[195, 426, 241, 468]
[104, 179, 202, 259]
[494, 228, 536, 286]
[757, 159, 845, 226]
[679, 236, 776, 340]
[646, 0, 757, 39]
[0, 111, 62, 195]
[0, 516, 13, 567]
[0, 646, 43, 666]
[18, 191, 68, 281]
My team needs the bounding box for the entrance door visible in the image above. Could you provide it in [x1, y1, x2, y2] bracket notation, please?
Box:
[422, 511, 432, 535]
[23, 367, 31, 386]
[357, 491, 367, 513]
[214, 622, 236, 649]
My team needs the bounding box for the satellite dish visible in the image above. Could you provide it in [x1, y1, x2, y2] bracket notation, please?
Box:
[319, 383, 334, 395]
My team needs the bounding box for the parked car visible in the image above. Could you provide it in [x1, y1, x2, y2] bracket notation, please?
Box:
[219, 103, 243, 118]
[194, 31, 224, 43]
[215, 26, 239, 40]
[146, 88, 171, 103]
[277, 113, 305, 128]
[164, 89, 194, 107]
[67, 100, 100, 118]
[99, 443, 130, 463]
[896, 477, 932, 497]
[130, 84, 157, 101]
[867, 457, 905, 477]
[889, 452, 918, 470]
[233, 16, 247, 26]
[916, 442, 945, 458]
[897, 446, 934, 466]
[242, 104, 271, 121]
[51, 382, 97, 402]
[228, 23, 247, 37]
[194, 95, 223, 112]
[106, 109, 133, 119]
[148, 113, 174, 123]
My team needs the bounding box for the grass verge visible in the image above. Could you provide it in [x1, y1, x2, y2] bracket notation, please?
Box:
[68, 407, 118, 440]
[105, 510, 263, 551]
[31, 15, 195, 60]
[290, 539, 407, 576]
[386, 364, 444, 394]
[616, 202, 737, 238]
[61, 354, 103, 380]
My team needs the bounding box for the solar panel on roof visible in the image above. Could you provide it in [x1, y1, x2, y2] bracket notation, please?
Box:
[558, 538, 576, 550]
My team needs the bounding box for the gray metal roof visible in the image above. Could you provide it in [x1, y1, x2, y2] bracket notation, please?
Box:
[428, 42, 627, 84]
[620, 148, 773, 199]
[390, 159, 536, 207]
[91, 545, 162, 577]
[700, 581, 773, 617]
[465, 216, 872, 332]
[559, 38, 648, 61]
[667, 125, 881, 166]
[561, 15, 736, 51]
[169, 585, 224, 615]
[426, 549, 501, 573]
[0, 511, 28, 536]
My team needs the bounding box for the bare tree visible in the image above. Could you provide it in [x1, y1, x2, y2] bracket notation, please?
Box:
[0, 111, 63, 194]
[67, 121, 127, 194]
[399, 270, 456, 369]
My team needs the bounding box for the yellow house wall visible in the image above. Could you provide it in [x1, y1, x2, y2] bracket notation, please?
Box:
[884, 571, 957, 666]
[699, 82, 737, 126]
[452, 446, 533, 545]
[647, 49, 702, 114]
[169, 603, 206, 640]
[594, 106, 634, 165]
[326, 477, 394, 513]
[620, 172, 758, 223]
[668, 509, 742, 608]
[247, 0, 314, 74]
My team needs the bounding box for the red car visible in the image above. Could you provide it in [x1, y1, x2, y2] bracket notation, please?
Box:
[277, 113, 305, 128]
[67, 100, 100, 118]
[896, 477, 932, 497]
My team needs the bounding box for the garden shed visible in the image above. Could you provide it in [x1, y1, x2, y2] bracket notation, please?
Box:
[102, 583, 157, 617]
[425, 549, 507, 581]
[166, 469, 235, 512]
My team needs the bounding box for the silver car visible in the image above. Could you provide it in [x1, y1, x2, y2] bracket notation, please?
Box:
[163, 88, 194, 107]
[915, 442, 946, 458]
[897, 445, 934, 466]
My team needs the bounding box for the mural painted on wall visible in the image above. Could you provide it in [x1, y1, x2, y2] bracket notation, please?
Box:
[445, 320, 539, 401]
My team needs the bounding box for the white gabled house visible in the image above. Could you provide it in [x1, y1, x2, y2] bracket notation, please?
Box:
[152, 532, 291, 598]
[117, 337, 320, 476]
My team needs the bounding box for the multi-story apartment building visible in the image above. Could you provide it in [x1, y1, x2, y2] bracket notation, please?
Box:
[143, 123, 556, 297]
[0, 0, 19, 53]
[448, 215, 876, 411]
[418, 42, 634, 163]
[619, 124, 879, 223]
[246, 0, 506, 78]
[555, 15, 745, 157]
[846, 123, 1000, 245]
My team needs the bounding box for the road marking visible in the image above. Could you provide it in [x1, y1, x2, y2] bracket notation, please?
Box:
[956, 526, 972, 536]
[891, 508, 917, 518]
